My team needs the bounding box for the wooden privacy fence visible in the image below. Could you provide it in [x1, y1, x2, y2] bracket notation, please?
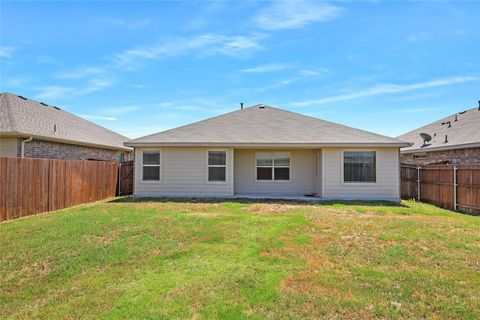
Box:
[0, 157, 119, 222]
[401, 164, 480, 214]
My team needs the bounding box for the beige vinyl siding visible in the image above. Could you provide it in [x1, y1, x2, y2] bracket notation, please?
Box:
[0, 137, 18, 157]
[134, 147, 234, 197]
[315, 150, 323, 196]
[234, 149, 315, 196]
[322, 147, 400, 200]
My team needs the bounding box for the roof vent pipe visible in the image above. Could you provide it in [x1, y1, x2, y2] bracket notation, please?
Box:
[454, 114, 458, 121]
[444, 134, 448, 143]
[478, 100, 480, 110]
[240, 102, 244, 110]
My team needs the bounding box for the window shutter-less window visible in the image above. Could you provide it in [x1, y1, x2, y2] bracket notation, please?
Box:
[343, 151, 376, 183]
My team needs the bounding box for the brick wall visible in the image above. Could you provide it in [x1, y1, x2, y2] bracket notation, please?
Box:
[401, 147, 480, 165]
[22, 139, 123, 161]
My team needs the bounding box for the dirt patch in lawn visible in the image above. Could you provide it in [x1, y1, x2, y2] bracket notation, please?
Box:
[243, 204, 308, 215]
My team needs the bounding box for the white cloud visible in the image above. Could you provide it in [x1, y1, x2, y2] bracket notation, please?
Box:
[117, 126, 173, 139]
[74, 106, 138, 123]
[292, 76, 478, 107]
[0, 46, 16, 58]
[3, 77, 30, 88]
[256, 0, 342, 30]
[34, 78, 114, 100]
[79, 114, 117, 121]
[37, 55, 60, 65]
[99, 105, 139, 116]
[406, 31, 430, 43]
[131, 83, 150, 89]
[107, 18, 152, 29]
[56, 67, 105, 79]
[35, 86, 75, 100]
[244, 67, 328, 92]
[297, 68, 329, 77]
[240, 64, 290, 73]
[80, 78, 113, 94]
[397, 107, 442, 114]
[111, 33, 266, 69]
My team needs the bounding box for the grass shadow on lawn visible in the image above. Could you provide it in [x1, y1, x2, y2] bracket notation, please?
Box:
[109, 196, 408, 208]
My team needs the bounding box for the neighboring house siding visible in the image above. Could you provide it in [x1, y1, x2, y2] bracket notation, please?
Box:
[0, 137, 19, 157]
[23, 139, 119, 161]
[322, 147, 400, 200]
[134, 147, 234, 197]
[401, 147, 480, 165]
[234, 149, 316, 196]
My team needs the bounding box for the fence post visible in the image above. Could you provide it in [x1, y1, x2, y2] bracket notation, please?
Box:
[118, 162, 122, 196]
[453, 165, 457, 211]
[417, 166, 421, 201]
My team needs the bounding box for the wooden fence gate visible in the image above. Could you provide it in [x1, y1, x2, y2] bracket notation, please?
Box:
[401, 164, 480, 214]
[118, 160, 134, 196]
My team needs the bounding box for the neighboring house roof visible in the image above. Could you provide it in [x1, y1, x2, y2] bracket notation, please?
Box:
[398, 106, 480, 154]
[126, 104, 409, 147]
[0, 93, 131, 151]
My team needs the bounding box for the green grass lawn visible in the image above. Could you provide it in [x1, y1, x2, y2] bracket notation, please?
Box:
[1, 199, 479, 319]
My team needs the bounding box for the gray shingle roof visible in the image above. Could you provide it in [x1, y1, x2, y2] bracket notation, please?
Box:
[0, 93, 131, 151]
[398, 106, 480, 153]
[127, 104, 408, 147]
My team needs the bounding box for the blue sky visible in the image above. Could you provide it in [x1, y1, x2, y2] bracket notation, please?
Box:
[1, 0, 479, 138]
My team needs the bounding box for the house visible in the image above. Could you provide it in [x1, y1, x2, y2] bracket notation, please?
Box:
[398, 102, 480, 165]
[125, 104, 409, 200]
[0, 93, 132, 161]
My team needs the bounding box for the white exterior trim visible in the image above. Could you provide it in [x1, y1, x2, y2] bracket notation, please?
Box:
[254, 151, 292, 182]
[141, 148, 163, 183]
[126, 142, 410, 148]
[205, 149, 229, 185]
[321, 148, 325, 198]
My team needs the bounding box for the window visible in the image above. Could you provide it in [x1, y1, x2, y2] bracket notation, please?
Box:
[256, 152, 290, 181]
[343, 151, 376, 183]
[208, 151, 226, 182]
[143, 150, 160, 181]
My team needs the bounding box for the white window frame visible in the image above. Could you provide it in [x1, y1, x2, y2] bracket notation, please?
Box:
[341, 149, 377, 186]
[142, 149, 161, 182]
[255, 152, 291, 182]
[206, 149, 228, 184]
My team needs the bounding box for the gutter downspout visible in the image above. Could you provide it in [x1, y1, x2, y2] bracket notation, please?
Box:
[20, 136, 33, 157]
